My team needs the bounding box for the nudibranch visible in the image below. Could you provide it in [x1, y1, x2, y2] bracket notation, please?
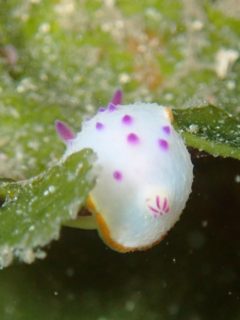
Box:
[56, 90, 193, 252]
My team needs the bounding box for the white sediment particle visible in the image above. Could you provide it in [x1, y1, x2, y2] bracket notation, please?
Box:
[119, 73, 131, 84]
[168, 303, 180, 316]
[33, 124, 45, 133]
[191, 19, 204, 31]
[215, 0, 240, 19]
[55, 0, 75, 15]
[67, 172, 75, 182]
[16, 209, 23, 216]
[201, 220, 208, 228]
[20, 248, 36, 264]
[164, 93, 174, 101]
[235, 175, 240, 183]
[43, 136, 50, 143]
[68, 200, 82, 218]
[145, 7, 162, 20]
[85, 104, 95, 113]
[38, 22, 51, 33]
[4, 107, 20, 119]
[35, 249, 47, 260]
[215, 48, 239, 79]
[0, 44, 18, 65]
[103, 0, 115, 7]
[226, 80, 236, 90]
[27, 140, 40, 150]
[66, 267, 75, 277]
[0, 246, 13, 269]
[125, 300, 135, 312]
[16, 77, 37, 93]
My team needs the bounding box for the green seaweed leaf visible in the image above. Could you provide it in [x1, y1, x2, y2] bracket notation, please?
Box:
[174, 106, 240, 160]
[0, 149, 95, 268]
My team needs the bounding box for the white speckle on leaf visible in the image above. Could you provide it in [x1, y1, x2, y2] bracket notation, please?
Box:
[28, 225, 35, 232]
[43, 185, 56, 196]
[48, 185, 56, 193]
[188, 124, 199, 134]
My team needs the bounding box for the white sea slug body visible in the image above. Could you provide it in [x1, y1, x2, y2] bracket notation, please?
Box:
[56, 91, 193, 252]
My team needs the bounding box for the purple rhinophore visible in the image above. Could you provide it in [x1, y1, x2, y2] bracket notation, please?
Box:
[113, 170, 123, 181]
[162, 125, 171, 135]
[127, 133, 140, 145]
[122, 114, 133, 125]
[55, 120, 75, 142]
[96, 122, 104, 130]
[158, 139, 169, 150]
[110, 89, 123, 106]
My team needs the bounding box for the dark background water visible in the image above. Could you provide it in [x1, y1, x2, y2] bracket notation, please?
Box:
[0, 155, 239, 320]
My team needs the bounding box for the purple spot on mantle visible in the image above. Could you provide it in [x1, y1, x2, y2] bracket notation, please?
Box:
[113, 170, 123, 181]
[108, 103, 117, 112]
[127, 133, 140, 145]
[162, 125, 171, 135]
[122, 114, 133, 125]
[96, 122, 104, 130]
[98, 107, 106, 112]
[158, 139, 169, 150]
